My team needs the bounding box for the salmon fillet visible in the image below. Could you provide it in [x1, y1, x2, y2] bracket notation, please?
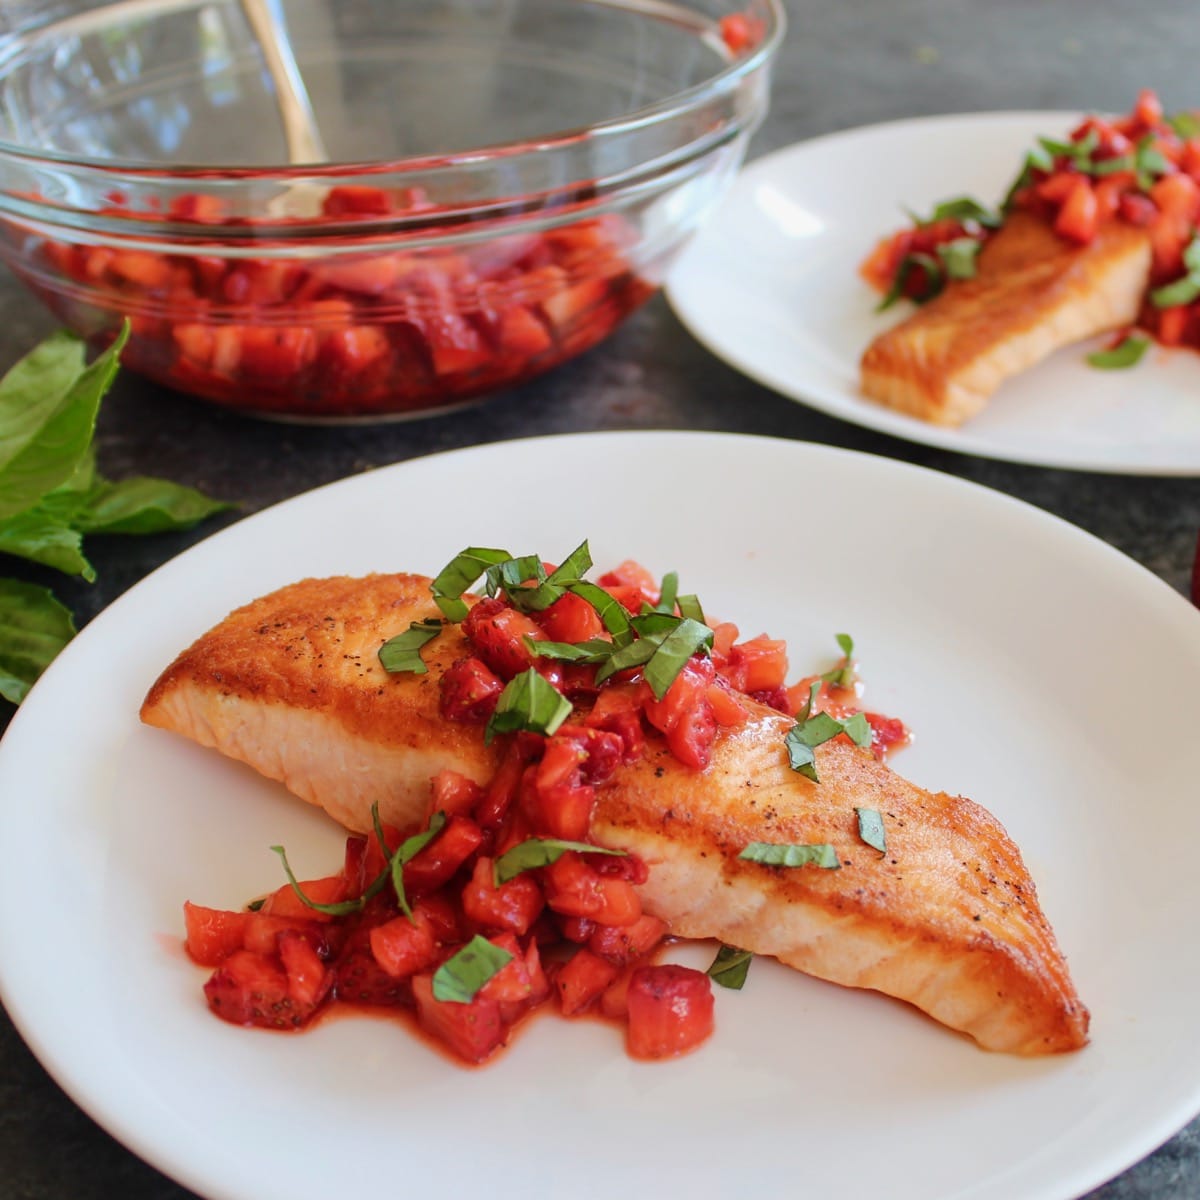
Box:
[141, 572, 1088, 1055]
[860, 211, 1152, 426]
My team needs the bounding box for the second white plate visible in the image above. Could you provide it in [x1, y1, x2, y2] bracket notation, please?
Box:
[667, 111, 1200, 474]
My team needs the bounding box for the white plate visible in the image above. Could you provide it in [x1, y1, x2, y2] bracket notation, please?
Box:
[667, 112, 1200, 475]
[2, 431, 1199, 1200]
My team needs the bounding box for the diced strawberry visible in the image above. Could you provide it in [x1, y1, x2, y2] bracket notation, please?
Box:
[439, 656, 505, 722]
[278, 929, 334, 1009]
[543, 854, 641, 927]
[403, 815, 484, 896]
[428, 768, 485, 820]
[411, 972, 508, 1064]
[626, 965, 715, 1059]
[722, 634, 789, 693]
[460, 857, 545, 935]
[204, 949, 322, 1029]
[242, 912, 337, 958]
[596, 561, 659, 606]
[463, 599, 553, 680]
[369, 912, 439, 978]
[183, 902, 250, 966]
[556, 948, 620, 1016]
[588, 914, 668, 965]
[478, 933, 534, 1004]
[333, 933, 413, 1007]
[260, 873, 348, 922]
[864, 711, 910, 758]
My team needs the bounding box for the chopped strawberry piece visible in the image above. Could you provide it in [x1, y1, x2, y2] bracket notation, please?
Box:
[589, 914, 668, 965]
[403, 815, 484, 896]
[204, 949, 323, 1029]
[556, 948, 620, 1016]
[411, 972, 508, 1064]
[429, 769, 485, 819]
[440, 656, 505, 722]
[626, 965, 715, 1059]
[183, 902, 250, 966]
[278, 930, 334, 1009]
[369, 913, 439, 978]
[461, 857, 545, 935]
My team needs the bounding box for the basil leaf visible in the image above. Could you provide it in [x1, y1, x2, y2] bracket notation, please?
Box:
[795, 680, 820, 723]
[269, 844, 365, 916]
[676, 593, 705, 623]
[643, 617, 714, 700]
[926, 196, 1000, 229]
[378, 618, 444, 674]
[1169, 111, 1200, 140]
[1135, 135, 1171, 191]
[565, 580, 633, 645]
[547, 540, 593, 586]
[527, 636, 614, 664]
[432, 934, 514, 1003]
[936, 237, 982, 281]
[1039, 127, 1099, 166]
[72, 475, 232, 534]
[842, 712, 872, 748]
[593, 635, 657, 685]
[875, 252, 944, 312]
[822, 632, 856, 687]
[0, 578, 75, 704]
[1150, 275, 1200, 308]
[856, 807, 887, 855]
[0, 509, 93, 579]
[707, 944, 753, 990]
[485, 554, 545, 598]
[493, 837, 626, 885]
[785, 707, 867, 782]
[655, 571, 679, 613]
[1086, 334, 1151, 370]
[1184, 236, 1200, 276]
[0, 324, 128, 522]
[432, 547, 513, 621]
[1002, 144, 1055, 209]
[1090, 152, 1134, 177]
[484, 668, 572, 744]
[0, 331, 89, 478]
[493, 541, 594, 613]
[739, 841, 840, 870]
[390, 811, 447, 919]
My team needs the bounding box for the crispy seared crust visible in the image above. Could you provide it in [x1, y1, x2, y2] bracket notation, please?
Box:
[592, 710, 1088, 1055]
[140, 574, 501, 832]
[860, 212, 1152, 426]
[141, 573, 1088, 1054]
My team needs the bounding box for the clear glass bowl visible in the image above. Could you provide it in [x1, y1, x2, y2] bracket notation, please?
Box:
[0, 0, 783, 420]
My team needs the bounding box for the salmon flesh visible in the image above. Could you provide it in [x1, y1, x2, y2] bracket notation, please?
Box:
[141, 572, 1089, 1056]
[860, 211, 1152, 426]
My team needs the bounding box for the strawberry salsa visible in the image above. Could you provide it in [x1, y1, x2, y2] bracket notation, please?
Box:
[27, 186, 652, 418]
[861, 89, 1200, 365]
[185, 543, 908, 1065]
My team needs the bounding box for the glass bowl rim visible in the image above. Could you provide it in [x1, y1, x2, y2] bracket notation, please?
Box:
[0, 0, 787, 178]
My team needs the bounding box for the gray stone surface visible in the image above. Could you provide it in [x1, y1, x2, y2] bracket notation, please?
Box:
[1, 0, 1199, 1196]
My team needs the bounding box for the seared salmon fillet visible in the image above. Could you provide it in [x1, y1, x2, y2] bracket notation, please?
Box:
[141, 572, 1088, 1055]
[860, 211, 1152, 425]
[140, 574, 501, 834]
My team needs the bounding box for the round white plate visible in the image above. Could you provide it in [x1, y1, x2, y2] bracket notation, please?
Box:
[2, 431, 1199, 1200]
[667, 112, 1200, 475]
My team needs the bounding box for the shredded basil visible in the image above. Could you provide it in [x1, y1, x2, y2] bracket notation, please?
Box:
[432, 547, 513, 621]
[1169, 110, 1200, 140]
[795, 679, 820, 723]
[269, 844, 367, 917]
[389, 812, 448, 920]
[924, 196, 1001, 229]
[1135, 134, 1172, 191]
[642, 617, 714, 700]
[876, 252, 944, 312]
[1086, 334, 1151, 369]
[431, 935, 515, 1004]
[565, 580, 634, 644]
[739, 842, 841, 870]
[526, 636, 614, 664]
[484, 668, 572, 745]
[937, 237, 983, 281]
[493, 838, 626, 885]
[378, 618, 444, 674]
[856, 807, 887, 855]
[677, 593, 705, 623]
[785, 708, 871, 782]
[821, 632, 856, 688]
[707, 944, 753, 989]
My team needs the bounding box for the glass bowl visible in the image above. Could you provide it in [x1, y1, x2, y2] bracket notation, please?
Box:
[0, 0, 783, 420]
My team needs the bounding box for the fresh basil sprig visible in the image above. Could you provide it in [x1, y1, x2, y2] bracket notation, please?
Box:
[378, 618, 444, 674]
[0, 327, 231, 705]
[493, 837, 627, 885]
[707, 944, 753, 989]
[856, 807, 887, 855]
[1086, 334, 1151, 370]
[739, 841, 841, 869]
[484, 667, 572, 744]
[432, 935, 514, 1003]
[1151, 236, 1200, 308]
[821, 632, 857, 688]
[785, 709, 871, 782]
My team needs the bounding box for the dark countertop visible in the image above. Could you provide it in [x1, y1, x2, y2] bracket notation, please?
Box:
[1, 1, 1199, 1196]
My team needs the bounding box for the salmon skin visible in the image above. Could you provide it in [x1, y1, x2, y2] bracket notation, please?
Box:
[860, 211, 1152, 426]
[141, 572, 1088, 1056]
